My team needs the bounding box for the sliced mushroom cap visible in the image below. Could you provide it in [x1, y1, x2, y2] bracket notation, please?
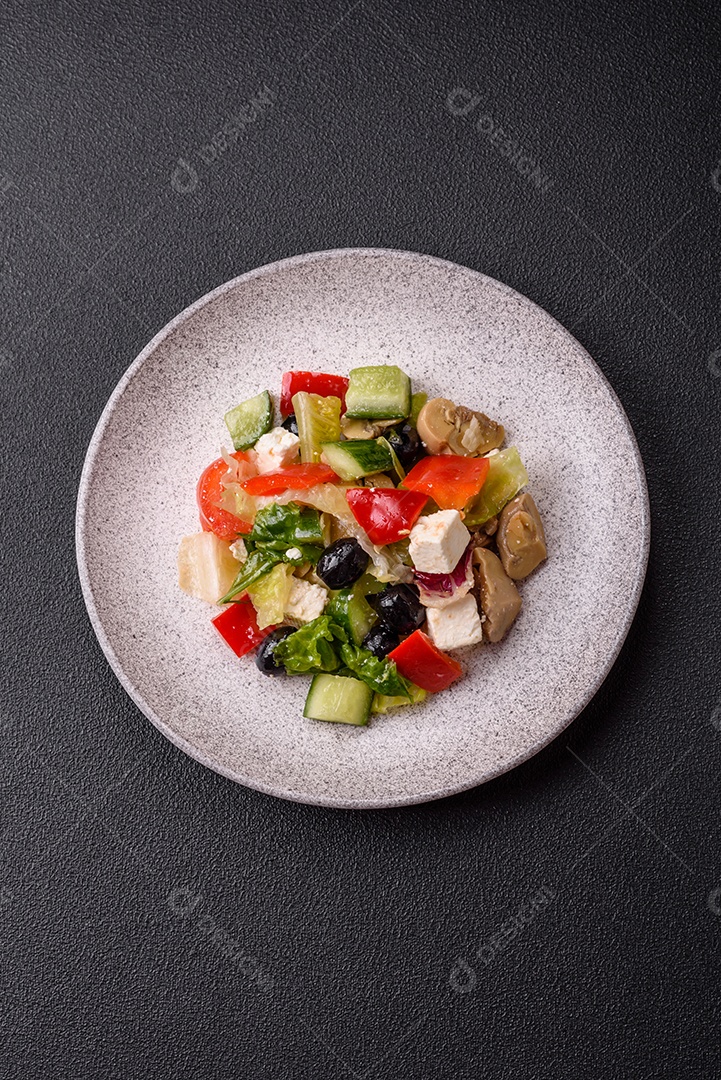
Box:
[496, 493, 547, 580]
[340, 415, 399, 439]
[473, 547, 522, 642]
[416, 397, 505, 456]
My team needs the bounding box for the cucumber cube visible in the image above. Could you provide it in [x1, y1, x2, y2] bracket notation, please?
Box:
[320, 440, 393, 481]
[224, 390, 273, 450]
[345, 365, 412, 420]
[327, 586, 377, 645]
[303, 673, 373, 725]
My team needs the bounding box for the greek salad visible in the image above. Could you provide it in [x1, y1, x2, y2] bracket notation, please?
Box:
[178, 365, 547, 726]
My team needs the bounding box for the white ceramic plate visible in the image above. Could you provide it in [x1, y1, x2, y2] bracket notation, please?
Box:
[76, 249, 649, 808]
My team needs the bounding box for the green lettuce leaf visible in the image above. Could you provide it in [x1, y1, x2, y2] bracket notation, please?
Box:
[218, 549, 280, 604]
[339, 643, 411, 698]
[274, 616, 347, 675]
[254, 542, 324, 565]
[377, 435, 406, 481]
[372, 683, 427, 714]
[249, 502, 325, 547]
[246, 562, 294, 629]
[463, 447, 528, 526]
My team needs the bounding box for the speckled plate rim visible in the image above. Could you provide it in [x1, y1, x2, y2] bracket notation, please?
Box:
[76, 247, 650, 809]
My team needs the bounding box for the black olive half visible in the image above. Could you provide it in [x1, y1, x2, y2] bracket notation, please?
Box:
[372, 583, 425, 634]
[281, 414, 299, 436]
[387, 424, 423, 471]
[362, 623, 400, 659]
[256, 626, 296, 676]
[316, 538, 369, 590]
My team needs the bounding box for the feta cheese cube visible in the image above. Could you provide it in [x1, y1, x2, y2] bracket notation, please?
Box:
[284, 577, 328, 624]
[426, 594, 484, 650]
[408, 510, 470, 574]
[229, 538, 247, 562]
[254, 427, 300, 474]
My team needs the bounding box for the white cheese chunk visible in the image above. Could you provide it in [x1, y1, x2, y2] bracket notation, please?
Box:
[229, 538, 248, 562]
[284, 577, 328, 623]
[285, 546, 303, 561]
[408, 509, 470, 574]
[426, 593, 484, 650]
[254, 427, 300, 474]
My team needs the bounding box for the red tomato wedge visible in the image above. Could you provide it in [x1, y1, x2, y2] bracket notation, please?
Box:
[212, 600, 274, 658]
[401, 454, 490, 512]
[280, 371, 349, 416]
[388, 630, 463, 692]
[197, 452, 255, 539]
[242, 463, 337, 496]
[345, 487, 428, 546]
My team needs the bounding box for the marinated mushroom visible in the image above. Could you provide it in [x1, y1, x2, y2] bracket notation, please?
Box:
[364, 472, 395, 488]
[496, 493, 547, 580]
[470, 516, 498, 549]
[416, 397, 505, 456]
[341, 415, 399, 439]
[473, 548, 522, 642]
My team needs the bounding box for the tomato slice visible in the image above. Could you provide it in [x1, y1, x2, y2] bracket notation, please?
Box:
[345, 487, 428, 546]
[401, 455, 490, 512]
[280, 371, 349, 416]
[197, 452, 255, 539]
[242, 463, 337, 496]
[212, 600, 274, 657]
[387, 630, 463, 692]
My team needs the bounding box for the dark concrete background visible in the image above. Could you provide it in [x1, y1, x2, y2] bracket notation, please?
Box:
[1, 1, 720, 1076]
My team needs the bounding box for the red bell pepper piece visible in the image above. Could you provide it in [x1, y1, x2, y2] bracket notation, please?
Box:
[401, 454, 489, 512]
[212, 599, 274, 658]
[242, 463, 337, 496]
[388, 630, 463, 692]
[345, 487, 428, 546]
[197, 452, 255, 539]
[280, 371, 349, 416]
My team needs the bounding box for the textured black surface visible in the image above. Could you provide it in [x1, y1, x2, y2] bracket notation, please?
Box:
[2, 2, 720, 1077]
